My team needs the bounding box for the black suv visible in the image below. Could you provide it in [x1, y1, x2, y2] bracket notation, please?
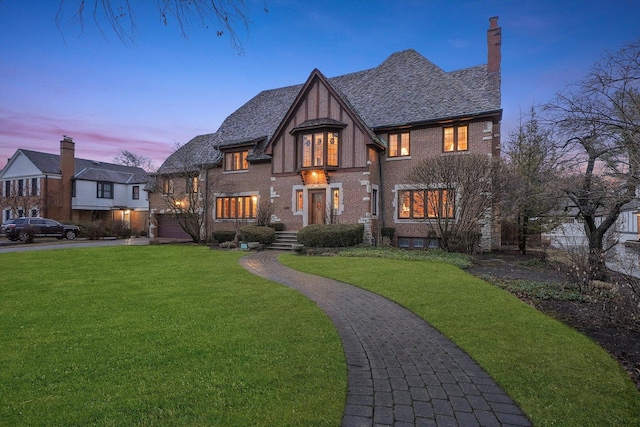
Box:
[2, 217, 80, 243]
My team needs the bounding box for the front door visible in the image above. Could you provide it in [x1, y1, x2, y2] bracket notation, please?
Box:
[309, 190, 326, 225]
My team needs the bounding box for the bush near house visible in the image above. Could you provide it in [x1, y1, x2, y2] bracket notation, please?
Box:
[297, 224, 364, 248]
[212, 230, 236, 243]
[238, 225, 276, 245]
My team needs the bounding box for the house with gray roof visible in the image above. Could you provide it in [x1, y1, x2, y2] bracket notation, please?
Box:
[0, 136, 150, 233]
[151, 17, 503, 249]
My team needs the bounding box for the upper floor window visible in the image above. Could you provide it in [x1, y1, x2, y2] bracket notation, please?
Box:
[225, 151, 249, 171]
[443, 125, 468, 152]
[389, 132, 410, 157]
[162, 178, 174, 195]
[301, 131, 339, 168]
[97, 181, 114, 199]
[4, 180, 10, 197]
[398, 188, 454, 219]
[18, 179, 24, 196]
[189, 177, 198, 193]
[132, 185, 140, 200]
[31, 178, 38, 196]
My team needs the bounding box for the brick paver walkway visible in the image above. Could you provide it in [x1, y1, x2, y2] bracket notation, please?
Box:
[239, 251, 531, 427]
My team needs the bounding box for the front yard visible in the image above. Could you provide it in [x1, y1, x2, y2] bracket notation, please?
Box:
[0, 247, 345, 426]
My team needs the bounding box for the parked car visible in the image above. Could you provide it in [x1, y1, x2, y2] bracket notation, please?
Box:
[2, 217, 80, 243]
[0, 218, 17, 237]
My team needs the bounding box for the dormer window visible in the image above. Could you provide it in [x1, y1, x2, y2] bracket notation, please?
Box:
[225, 151, 249, 171]
[301, 131, 339, 168]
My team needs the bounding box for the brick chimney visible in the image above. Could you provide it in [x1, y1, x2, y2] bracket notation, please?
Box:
[60, 135, 75, 221]
[487, 16, 501, 77]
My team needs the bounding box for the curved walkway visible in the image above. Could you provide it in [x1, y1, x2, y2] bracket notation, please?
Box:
[239, 251, 531, 427]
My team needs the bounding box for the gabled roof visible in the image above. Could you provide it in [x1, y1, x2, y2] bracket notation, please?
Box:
[7, 149, 148, 184]
[158, 48, 501, 171]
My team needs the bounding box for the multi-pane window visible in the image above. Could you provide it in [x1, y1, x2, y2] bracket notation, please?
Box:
[31, 178, 38, 196]
[301, 131, 339, 168]
[163, 178, 174, 195]
[443, 125, 468, 152]
[225, 151, 249, 171]
[398, 189, 454, 219]
[295, 189, 304, 212]
[216, 195, 258, 219]
[132, 185, 140, 200]
[388, 132, 410, 157]
[18, 179, 24, 196]
[189, 177, 198, 193]
[97, 181, 114, 199]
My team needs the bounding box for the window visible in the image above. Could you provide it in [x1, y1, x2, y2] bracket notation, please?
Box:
[31, 178, 38, 196]
[132, 185, 140, 200]
[72, 180, 76, 198]
[97, 181, 114, 199]
[331, 188, 340, 212]
[443, 125, 468, 152]
[216, 195, 258, 219]
[189, 177, 198, 193]
[295, 189, 304, 212]
[388, 132, 410, 157]
[162, 178, 174, 195]
[301, 131, 339, 168]
[225, 151, 249, 171]
[18, 179, 24, 196]
[371, 186, 378, 216]
[398, 189, 454, 219]
[31, 209, 38, 217]
[4, 180, 9, 197]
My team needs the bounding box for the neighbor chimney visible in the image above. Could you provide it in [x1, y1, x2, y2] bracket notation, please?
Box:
[60, 135, 75, 221]
[487, 16, 501, 76]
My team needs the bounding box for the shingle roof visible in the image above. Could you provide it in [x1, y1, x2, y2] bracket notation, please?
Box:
[156, 133, 221, 174]
[16, 149, 148, 184]
[159, 48, 500, 171]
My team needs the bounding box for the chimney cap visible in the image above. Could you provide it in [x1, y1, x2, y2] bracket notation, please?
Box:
[62, 135, 73, 142]
[489, 16, 499, 29]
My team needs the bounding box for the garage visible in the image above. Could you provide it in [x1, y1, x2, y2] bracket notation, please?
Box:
[156, 214, 191, 239]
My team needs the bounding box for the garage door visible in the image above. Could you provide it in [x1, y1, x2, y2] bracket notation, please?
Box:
[156, 215, 191, 239]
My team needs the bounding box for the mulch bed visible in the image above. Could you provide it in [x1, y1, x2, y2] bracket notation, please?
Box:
[467, 250, 640, 391]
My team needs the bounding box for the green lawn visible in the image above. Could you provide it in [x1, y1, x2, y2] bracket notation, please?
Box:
[0, 246, 345, 426]
[281, 254, 640, 427]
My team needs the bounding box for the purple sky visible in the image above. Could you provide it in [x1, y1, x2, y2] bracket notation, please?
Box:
[1, 0, 639, 171]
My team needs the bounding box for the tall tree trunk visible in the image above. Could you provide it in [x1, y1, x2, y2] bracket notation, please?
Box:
[518, 215, 528, 254]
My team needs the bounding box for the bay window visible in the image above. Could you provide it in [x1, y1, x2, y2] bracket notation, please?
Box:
[301, 131, 339, 168]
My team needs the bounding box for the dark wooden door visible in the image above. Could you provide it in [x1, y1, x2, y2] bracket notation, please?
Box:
[309, 190, 325, 225]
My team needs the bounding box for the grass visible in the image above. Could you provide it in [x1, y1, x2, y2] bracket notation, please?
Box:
[280, 252, 640, 426]
[0, 246, 345, 426]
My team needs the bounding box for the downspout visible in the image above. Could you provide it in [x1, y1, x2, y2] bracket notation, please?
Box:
[378, 149, 385, 228]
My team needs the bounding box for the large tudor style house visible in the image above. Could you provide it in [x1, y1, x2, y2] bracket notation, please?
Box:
[150, 17, 503, 250]
[0, 137, 149, 232]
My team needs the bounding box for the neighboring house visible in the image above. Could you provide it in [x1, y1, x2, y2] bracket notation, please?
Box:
[150, 17, 503, 250]
[0, 136, 150, 233]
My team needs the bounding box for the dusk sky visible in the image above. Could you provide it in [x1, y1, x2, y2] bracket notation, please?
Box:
[1, 0, 639, 171]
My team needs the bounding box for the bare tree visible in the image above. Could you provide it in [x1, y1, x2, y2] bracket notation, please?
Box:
[113, 150, 154, 172]
[545, 38, 640, 281]
[3, 181, 44, 218]
[56, 0, 260, 52]
[156, 142, 227, 243]
[404, 153, 502, 253]
[503, 107, 564, 254]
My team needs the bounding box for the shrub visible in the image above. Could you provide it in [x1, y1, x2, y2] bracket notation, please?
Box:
[86, 221, 106, 240]
[381, 227, 395, 240]
[238, 225, 276, 245]
[111, 221, 132, 239]
[212, 230, 237, 243]
[297, 224, 364, 248]
[270, 222, 285, 231]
